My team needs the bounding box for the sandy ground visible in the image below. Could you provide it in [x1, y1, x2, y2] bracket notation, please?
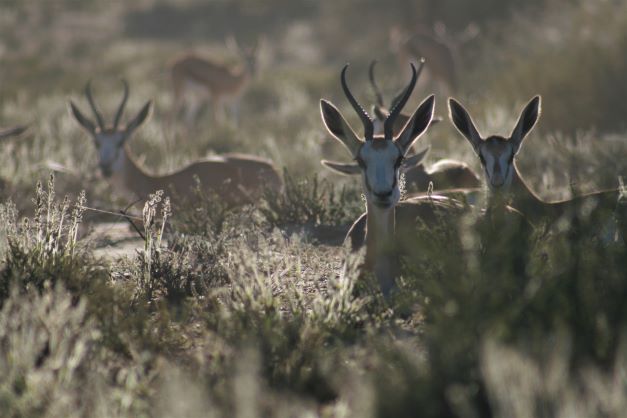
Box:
[90, 222, 145, 260]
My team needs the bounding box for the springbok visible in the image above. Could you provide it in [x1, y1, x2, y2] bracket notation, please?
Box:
[320, 63, 466, 295]
[0, 124, 28, 192]
[449, 96, 623, 239]
[69, 80, 281, 207]
[170, 38, 258, 123]
[322, 61, 480, 194]
[366, 60, 481, 192]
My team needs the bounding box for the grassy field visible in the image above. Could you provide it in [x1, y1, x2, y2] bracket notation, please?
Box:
[1, 1, 627, 417]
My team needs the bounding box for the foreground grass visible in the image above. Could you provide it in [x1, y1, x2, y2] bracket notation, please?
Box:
[0, 172, 626, 417]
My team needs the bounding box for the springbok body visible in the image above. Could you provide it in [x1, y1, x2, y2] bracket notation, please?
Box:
[70, 81, 281, 207]
[321, 63, 466, 295]
[170, 41, 258, 123]
[449, 96, 623, 238]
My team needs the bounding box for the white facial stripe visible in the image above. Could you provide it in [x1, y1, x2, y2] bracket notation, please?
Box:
[358, 140, 402, 205]
[483, 150, 495, 179]
[95, 132, 127, 174]
[480, 141, 515, 189]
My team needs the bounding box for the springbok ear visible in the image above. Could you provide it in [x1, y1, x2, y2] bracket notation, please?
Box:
[510, 96, 541, 152]
[320, 99, 362, 157]
[0, 124, 28, 140]
[402, 146, 430, 170]
[125, 101, 152, 134]
[395, 94, 435, 155]
[321, 160, 361, 176]
[69, 101, 96, 135]
[448, 98, 482, 152]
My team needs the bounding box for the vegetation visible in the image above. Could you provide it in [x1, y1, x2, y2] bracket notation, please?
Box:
[0, 0, 626, 416]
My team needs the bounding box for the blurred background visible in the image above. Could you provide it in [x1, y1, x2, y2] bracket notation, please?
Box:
[0, 0, 626, 208]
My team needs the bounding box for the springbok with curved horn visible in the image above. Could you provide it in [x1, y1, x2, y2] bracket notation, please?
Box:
[170, 38, 258, 123]
[449, 96, 623, 239]
[69, 80, 281, 207]
[348, 60, 481, 192]
[320, 63, 465, 295]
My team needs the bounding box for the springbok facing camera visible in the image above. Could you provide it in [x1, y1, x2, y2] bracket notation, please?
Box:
[334, 60, 481, 193]
[170, 38, 259, 124]
[69, 80, 281, 207]
[323, 60, 481, 195]
[320, 63, 465, 296]
[449, 96, 623, 238]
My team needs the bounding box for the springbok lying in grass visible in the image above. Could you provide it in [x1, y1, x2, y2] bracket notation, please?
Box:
[449, 96, 624, 240]
[323, 60, 480, 195]
[170, 38, 258, 123]
[320, 63, 466, 295]
[69, 80, 281, 207]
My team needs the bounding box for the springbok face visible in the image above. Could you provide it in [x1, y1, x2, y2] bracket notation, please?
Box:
[448, 96, 541, 191]
[69, 80, 152, 178]
[228, 36, 259, 77]
[321, 63, 435, 209]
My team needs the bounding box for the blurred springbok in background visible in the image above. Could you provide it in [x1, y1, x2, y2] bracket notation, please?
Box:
[449, 96, 624, 241]
[70, 80, 281, 208]
[170, 37, 259, 124]
[320, 63, 466, 296]
[389, 23, 478, 94]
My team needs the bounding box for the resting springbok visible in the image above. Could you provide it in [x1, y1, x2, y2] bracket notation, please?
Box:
[369, 60, 480, 192]
[170, 38, 258, 123]
[449, 96, 623, 239]
[323, 60, 480, 196]
[69, 80, 281, 207]
[320, 63, 466, 295]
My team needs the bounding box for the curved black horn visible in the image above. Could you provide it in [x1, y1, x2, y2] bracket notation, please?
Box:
[85, 81, 105, 131]
[368, 60, 384, 107]
[113, 80, 129, 130]
[383, 60, 423, 140]
[390, 57, 426, 111]
[341, 64, 373, 140]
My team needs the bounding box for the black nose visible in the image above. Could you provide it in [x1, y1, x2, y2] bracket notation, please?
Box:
[374, 190, 393, 199]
